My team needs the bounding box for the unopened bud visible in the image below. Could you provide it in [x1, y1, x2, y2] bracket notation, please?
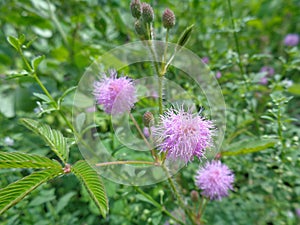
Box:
[162, 8, 175, 29]
[134, 19, 146, 36]
[130, 0, 142, 18]
[141, 3, 154, 23]
[143, 111, 154, 127]
[190, 190, 199, 202]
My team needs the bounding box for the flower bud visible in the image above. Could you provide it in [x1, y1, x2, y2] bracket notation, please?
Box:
[162, 8, 175, 29]
[143, 111, 154, 127]
[141, 3, 154, 23]
[190, 190, 199, 202]
[134, 19, 146, 36]
[130, 0, 142, 18]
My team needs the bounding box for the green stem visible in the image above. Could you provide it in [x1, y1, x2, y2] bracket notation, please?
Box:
[134, 187, 186, 225]
[161, 29, 169, 72]
[277, 107, 285, 148]
[46, 0, 69, 47]
[146, 40, 160, 75]
[227, 0, 244, 76]
[162, 165, 195, 224]
[158, 76, 164, 115]
[129, 113, 158, 161]
[95, 160, 159, 167]
[19, 50, 33, 73]
[227, 0, 261, 135]
[198, 196, 208, 220]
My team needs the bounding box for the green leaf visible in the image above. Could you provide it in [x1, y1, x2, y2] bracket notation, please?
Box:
[0, 91, 15, 118]
[33, 92, 52, 103]
[7, 36, 20, 52]
[287, 84, 300, 95]
[135, 194, 160, 207]
[25, 36, 38, 48]
[72, 161, 108, 217]
[5, 71, 30, 80]
[0, 152, 61, 169]
[18, 34, 26, 46]
[31, 55, 45, 71]
[20, 118, 69, 163]
[222, 139, 277, 156]
[0, 168, 62, 215]
[55, 192, 76, 214]
[176, 24, 194, 50]
[57, 86, 77, 106]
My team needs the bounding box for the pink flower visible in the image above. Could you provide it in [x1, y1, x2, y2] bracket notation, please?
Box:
[216, 71, 222, 79]
[153, 107, 214, 164]
[284, 34, 299, 46]
[195, 161, 234, 200]
[260, 66, 275, 76]
[93, 69, 137, 115]
[296, 208, 300, 218]
[202, 57, 209, 64]
[259, 76, 268, 85]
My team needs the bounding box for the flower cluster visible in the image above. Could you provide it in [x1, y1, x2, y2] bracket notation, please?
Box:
[153, 107, 214, 164]
[93, 69, 137, 115]
[195, 160, 234, 200]
[130, 0, 175, 39]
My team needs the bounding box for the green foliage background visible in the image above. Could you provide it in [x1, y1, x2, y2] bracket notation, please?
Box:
[0, 0, 300, 224]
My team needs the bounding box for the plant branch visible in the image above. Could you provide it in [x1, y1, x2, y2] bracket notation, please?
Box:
[95, 160, 159, 167]
[134, 186, 186, 225]
[162, 165, 195, 224]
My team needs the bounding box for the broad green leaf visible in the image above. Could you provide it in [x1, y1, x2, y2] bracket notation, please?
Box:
[20, 118, 69, 163]
[0, 152, 61, 169]
[222, 139, 277, 156]
[33, 92, 52, 103]
[31, 55, 45, 71]
[0, 168, 62, 215]
[72, 161, 108, 218]
[7, 36, 20, 52]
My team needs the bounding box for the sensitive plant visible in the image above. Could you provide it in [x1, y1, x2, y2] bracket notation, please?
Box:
[0, 0, 299, 224]
[0, 2, 233, 224]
